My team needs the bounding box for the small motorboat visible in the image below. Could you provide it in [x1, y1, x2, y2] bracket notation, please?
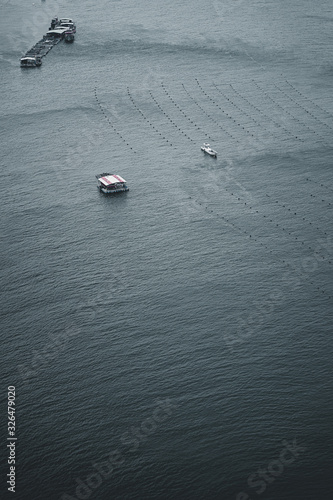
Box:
[59, 22, 76, 33]
[50, 17, 76, 32]
[201, 143, 217, 157]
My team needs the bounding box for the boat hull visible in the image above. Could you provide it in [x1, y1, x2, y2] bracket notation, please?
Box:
[20, 59, 42, 68]
[201, 147, 217, 157]
[98, 186, 129, 194]
[64, 34, 75, 43]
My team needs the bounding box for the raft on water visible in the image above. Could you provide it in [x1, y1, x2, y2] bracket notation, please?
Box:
[96, 174, 129, 194]
[20, 17, 76, 67]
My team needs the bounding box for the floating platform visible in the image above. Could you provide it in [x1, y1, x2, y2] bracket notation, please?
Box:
[96, 174, 129, 194]
[20, 18, 75, 67]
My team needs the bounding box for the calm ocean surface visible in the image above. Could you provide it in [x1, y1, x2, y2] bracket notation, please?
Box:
[1, 0, 333, 499]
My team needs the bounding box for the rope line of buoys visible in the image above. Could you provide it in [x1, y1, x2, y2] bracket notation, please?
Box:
[252, 81, 330, 146]
[212, 83, 268, 134]
[221, 182, 331, 263]
[274, 83, 333, 133]
[309, 193, 332, 207]
[94, 88, 136, 153]
[252, 81, 306, 135]
[126, 87, 173, 147]
[195, 79, 263, 144]
[285, 80, 333, 120]
[270, 198, 329, 237]
[305, 177, 333, 195]
[159, 82, 211, 142]
[283, 260, 330, 297]
[181, 83, 238, 142]
[184, 194, 331, 298]
[216, 83, 302, 143]
[148, 89, 195, 143]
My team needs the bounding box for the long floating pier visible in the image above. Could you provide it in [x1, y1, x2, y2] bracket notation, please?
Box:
[23, 36, 62, 59]
[20, 17, 75, 66]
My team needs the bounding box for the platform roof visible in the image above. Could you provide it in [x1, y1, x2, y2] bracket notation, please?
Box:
[98, 174, 126, 186]
[47, 27, 68, 34]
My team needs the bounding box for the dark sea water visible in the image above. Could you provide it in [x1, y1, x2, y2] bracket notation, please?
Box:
[1, 0, 333, 499]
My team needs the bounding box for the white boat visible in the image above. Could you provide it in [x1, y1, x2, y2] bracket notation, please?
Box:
[59, 18, 75, 24]
[96, 173, 129, 194]
[20, 56, 42, 67]
[50, 17, 76, 29]
[201, 143, 217, 157]
[59, 22, 76, 33]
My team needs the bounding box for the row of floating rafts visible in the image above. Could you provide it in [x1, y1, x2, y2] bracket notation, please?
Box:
[96, 144, 217, 196]
[20, 17, 76, 67]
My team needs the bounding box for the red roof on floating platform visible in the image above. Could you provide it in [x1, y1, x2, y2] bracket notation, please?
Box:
[98, 174, 126, 186]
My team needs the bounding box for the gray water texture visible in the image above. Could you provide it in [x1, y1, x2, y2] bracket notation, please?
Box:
[0, 0, 333, 499]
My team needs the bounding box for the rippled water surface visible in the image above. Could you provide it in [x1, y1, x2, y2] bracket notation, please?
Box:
[1, 0, 333, 499]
